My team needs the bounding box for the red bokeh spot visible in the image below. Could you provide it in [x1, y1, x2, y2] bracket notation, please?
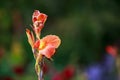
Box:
[52, 73, 63, 80]
[106, 45, 117, 57]
[62, 66, 75, 79]
[13, 66, 24, 75]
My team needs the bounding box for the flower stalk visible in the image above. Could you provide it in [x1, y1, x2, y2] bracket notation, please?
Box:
[38, 56, 44, 80]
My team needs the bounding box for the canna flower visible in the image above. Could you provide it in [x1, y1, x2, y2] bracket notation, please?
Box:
[32, 10, 47, 39]
[26, 10, 61, 80]
[34, 35, 61, 59]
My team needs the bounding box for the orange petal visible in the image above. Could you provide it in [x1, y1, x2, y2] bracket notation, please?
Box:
[34, 40, 40, 49]
[41, 35, 61, 48]
[38, 13, 47, 24]
[26, 29, 35, 47]
[32, 10, 47, 24]
[32, 10, 40, 23]
[40, 45, 55, 59]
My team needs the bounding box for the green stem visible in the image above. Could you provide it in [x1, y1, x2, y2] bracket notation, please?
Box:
[38, 57, 44, 80]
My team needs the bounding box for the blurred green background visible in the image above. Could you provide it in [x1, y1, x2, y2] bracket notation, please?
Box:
[0, 0, 120, 80]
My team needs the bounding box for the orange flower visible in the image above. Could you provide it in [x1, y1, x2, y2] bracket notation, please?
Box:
[34, 35, 61, 59]
[26, 29, 35, 47]
[26, 10, 61, 80]
[32, 10, 47, 39]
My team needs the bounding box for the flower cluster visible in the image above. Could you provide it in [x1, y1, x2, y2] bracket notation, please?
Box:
[26, 10, 61, 79]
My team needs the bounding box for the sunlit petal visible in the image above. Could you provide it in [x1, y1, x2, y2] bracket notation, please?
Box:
[39, 45, 55, 59]
[41, 35, 61, 48]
